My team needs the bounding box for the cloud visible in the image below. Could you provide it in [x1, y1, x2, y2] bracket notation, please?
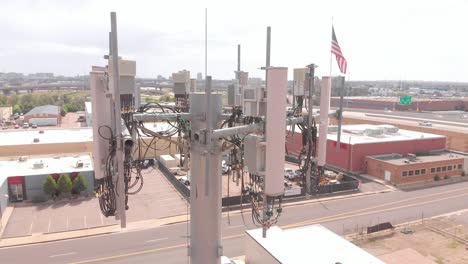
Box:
[0, 0, 467, 81]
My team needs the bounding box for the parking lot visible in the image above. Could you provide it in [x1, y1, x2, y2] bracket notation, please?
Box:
[2, 166, 187, 238]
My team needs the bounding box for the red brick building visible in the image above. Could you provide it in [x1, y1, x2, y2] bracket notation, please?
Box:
[286, 124, 446, 173]
[330, 97, 468, 111]
[365, 151, 468, 185]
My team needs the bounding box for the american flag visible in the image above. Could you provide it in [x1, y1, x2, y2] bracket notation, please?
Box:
[331, 26, 347, 74]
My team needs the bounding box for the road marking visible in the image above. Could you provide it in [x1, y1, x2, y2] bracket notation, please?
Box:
[283, 185, 468, 228]
[84, 215, 87, 229]
[67, 216, 69, 231]
[145, 237, 168, 243]
[69, 191, 468, 264]
[47, 217, 51, 233]
[282, 192, 468, 229]
[227, 225, 244, 229]
[50, 252, 77, 258]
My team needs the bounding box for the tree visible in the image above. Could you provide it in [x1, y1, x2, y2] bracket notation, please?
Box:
[72, 173, 88, 195]
[57, 174, 72, 194]
[160, 93, 175, 102]
[43, 175, 58, 198]
[13, 104, 22, 114]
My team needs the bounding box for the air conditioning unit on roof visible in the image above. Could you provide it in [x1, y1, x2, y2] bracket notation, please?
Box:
[18, 156, 28, 162]
[33, 160, 44, 169]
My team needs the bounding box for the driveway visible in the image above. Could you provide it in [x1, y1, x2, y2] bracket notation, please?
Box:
[2, 167, 187, 238]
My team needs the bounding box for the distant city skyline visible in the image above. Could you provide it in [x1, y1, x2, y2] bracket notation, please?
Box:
[1, 0, 467, 82]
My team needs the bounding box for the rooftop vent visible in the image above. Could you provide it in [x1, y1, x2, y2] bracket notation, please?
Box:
[74, 160, 84, 168]
[18, 156, 28, 162]
[33, 160, 44, 169]
[33, 138, 40, 143]
[407, 153, 417, 161]
[39, 130, 44, 134]
[365, 128, 384, 137]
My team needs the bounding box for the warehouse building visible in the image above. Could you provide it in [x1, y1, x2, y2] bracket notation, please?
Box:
[365, 150, 468, 185]
[0, 153, 95, 216]
[286, 124, 446, 173]
[23, 105, 61, 126]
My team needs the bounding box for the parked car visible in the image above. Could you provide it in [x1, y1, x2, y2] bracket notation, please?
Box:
[14, 124, 19, 129]
[179, 175, 190, 186]
[284, 168, 296, 180]
[31, 123, 38, 129]
[23, 123, 29, 129]
[284, 180, 293, 189]
[222, 160, 231, 174]
[419, 121, 432, 127]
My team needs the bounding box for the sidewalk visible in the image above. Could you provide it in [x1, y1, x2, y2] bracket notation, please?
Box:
[0, 188, 393, 248]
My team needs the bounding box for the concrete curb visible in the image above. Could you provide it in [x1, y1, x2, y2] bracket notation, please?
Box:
[0, 206, 15, 238]
[0, 189, 394, 248]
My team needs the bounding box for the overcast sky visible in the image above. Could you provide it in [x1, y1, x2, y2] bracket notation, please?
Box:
[1, 0, 467, 81]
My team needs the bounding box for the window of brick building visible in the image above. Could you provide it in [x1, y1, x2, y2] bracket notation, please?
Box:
[448, 166, 452, 171]
[442, 166, 447, 172]
[409, 170, 414, 176]
[437, 167, 441, 172]
[402, 171, 407, 177]
[415, 170, 420, 175]
[431, 168, 435, 173]
[421, 169, 426, 174]
[458, 164, 463, 169]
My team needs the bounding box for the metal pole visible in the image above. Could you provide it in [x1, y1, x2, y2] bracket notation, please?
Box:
[237, 44, 241, 74]
[189, 92, 223, 264]
[110, 12, 126, 228]
[336, 76, 345, 152]
[205, 76, 212, 196]
[306, 64, 315, 195]
[262, 26, 272, 238]
[204, 8, 208, 79]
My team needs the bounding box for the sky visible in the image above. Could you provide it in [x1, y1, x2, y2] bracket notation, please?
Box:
[0, 0, 467, 82]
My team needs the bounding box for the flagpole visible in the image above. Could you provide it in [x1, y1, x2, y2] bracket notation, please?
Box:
[329, 17, 334, 79]
[329, 17, 333, 127]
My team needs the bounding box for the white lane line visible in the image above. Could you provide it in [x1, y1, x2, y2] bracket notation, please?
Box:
[227, 225, 244, 229]
[49, 252, 77, 258]
[47, 217, 51, 233]
[145, 237, 169, 243]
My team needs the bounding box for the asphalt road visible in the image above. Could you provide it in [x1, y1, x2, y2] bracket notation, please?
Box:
[1, 181, 468, 264]
[340, 108, 468, 126]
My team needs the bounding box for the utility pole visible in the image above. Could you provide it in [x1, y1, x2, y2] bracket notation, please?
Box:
[109, 12, 126, 228]
[189, 77, 223, 264]
[306, 64, 316, 195]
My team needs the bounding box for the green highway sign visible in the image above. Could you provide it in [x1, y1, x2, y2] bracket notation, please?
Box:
[399, 96, 412, 105]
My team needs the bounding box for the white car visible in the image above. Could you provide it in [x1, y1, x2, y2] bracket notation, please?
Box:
[284, 168, 296, 180]
[179, 175, 190, 186]
[419, 121, 432, 127]
[221, 256, 245, 264]
[222, 160, 231, 174]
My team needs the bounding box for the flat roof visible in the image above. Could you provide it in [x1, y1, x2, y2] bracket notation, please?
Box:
[288, 124, 445, 145]
[0, 128, 93, 146]
[0, 123, 174, 146]
[246, 225, 384, 264]
[371, 150, 468, 165]
[0, 152, 93, 185]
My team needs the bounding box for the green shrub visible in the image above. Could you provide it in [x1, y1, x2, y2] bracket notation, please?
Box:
[444, 175, 449, 180]
[72, 173, 88, 195]
[434, 175, 441, 181]
[57, 174, 72, 194]
[43, 175, 57, 198]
